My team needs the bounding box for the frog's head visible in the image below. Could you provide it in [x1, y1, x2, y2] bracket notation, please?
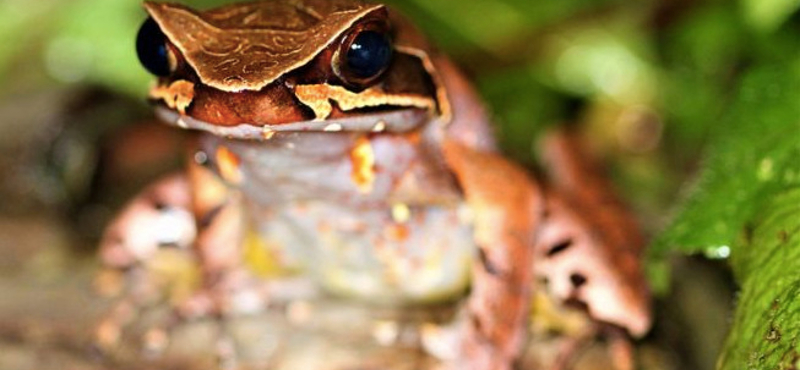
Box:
[136, 0, 448, 138]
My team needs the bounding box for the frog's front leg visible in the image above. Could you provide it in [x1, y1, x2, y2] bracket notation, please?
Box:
[441, 139, 544, 370]
[95, 151, 261, 356]
[179, 147, 275, 323]
[96, 173, 199, 350]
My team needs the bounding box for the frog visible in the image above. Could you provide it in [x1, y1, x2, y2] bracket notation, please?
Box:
[95, 1, 652, 369]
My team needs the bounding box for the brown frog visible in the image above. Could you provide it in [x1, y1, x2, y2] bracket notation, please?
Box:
[96, 1, 651, 369]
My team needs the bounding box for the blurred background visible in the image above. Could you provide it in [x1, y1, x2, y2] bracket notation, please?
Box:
[1, 0, 798, 369]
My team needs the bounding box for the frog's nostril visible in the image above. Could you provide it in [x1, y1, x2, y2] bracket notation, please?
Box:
[546, 239, 573, 257]
[569, 273, 588, 288]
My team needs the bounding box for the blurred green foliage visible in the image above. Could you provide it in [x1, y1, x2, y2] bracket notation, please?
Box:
[741, 0, 800, 31]
[2, 0, 800, 368]
[652, 62, 800, 369]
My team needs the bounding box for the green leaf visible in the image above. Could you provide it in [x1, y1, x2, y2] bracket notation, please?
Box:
[651, 62, 800, 368]
[651, 64, 800, 261]
[476, 67, 563, 162]
[387, 0, 623, 55]
[741, 0, 800, 32]
[718, 187, 800, 370]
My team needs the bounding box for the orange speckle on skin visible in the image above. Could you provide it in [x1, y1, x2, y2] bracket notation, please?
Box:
[215, 146, 243, 185]
[384, 224, 410, 242]
[349, 135, 376, 193]
[317, 220, 332, 234]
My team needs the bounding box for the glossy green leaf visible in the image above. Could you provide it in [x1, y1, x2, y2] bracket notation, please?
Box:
[651, 64, 800, 259]
[717, 187, 800, 370]
[651, 63, 800, 369]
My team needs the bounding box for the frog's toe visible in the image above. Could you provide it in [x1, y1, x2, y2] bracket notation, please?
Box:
[93, 298, 140, 353]
[95, 318, 123, 350]
[215, 334, 240, 370]
[177, 290, 217, 319]
[421, 321, 460, 362]
[142, 326, 172, 358]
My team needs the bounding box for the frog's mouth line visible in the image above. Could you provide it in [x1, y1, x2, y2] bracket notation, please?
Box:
[154, 106, 431, 140]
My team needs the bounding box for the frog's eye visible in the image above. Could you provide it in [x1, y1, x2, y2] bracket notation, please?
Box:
[334, 27, 393, 85]
[136, 18, 177, 77]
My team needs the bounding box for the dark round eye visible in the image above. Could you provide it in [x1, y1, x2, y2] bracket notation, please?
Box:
[336, 30, 392, 84]
[136, 17, 174, 77]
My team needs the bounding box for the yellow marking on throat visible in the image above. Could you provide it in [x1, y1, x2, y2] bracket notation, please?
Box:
[293, 84, 436, 120]
[243, 230, 292, 278]
[349, 135, 376, 193]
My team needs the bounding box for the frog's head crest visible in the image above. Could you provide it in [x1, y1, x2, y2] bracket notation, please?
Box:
[137, 0, 449, 138]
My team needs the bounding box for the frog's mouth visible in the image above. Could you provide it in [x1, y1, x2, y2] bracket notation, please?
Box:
[149, 78, 439, 138]
[148, 58, 443, 138]
[154, 106, 432, 140]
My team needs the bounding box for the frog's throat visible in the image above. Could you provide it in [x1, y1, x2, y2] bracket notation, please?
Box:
[154, 106, 431, 140]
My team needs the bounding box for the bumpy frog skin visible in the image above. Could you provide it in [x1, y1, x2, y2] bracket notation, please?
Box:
[96, 1, 651, 369]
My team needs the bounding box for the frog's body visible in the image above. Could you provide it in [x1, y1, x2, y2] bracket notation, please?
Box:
[204, 129, 475, 302]
[97, 1, 652, 368]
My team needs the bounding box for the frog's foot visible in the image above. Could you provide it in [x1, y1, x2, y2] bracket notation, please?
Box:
[604, 326, 635, 370]
[420, 321, 460, 363]
[93, 284, 183, 358]
[165, 271, 283, 369]
[424, 324, 513, 370]
[94, 298, 137, 352]
[177, 269, 273, 319]
[95, 174, 203, 355]
[137, 314, 249, 365]
[139, 313, 184, 358]
[94, 272, 268, 361]
[547, 325, 597, 370]
[421, 311, 509, 370]
[215, 333, 239, 370]
[543, 324, 635, 370]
